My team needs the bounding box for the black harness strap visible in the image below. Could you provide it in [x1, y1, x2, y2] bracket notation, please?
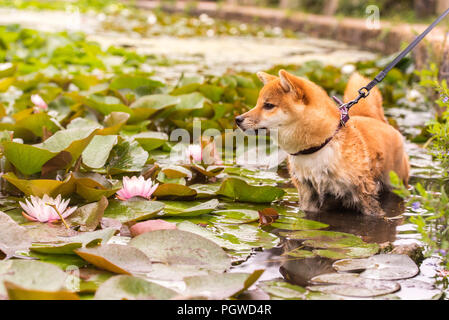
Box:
[290, 7, 449, 156]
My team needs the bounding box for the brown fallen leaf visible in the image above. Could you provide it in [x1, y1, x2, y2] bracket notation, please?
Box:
[258, 208, 279, 226]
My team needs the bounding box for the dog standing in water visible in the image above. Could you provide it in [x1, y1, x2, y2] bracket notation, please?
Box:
[235, 70, 409, 216]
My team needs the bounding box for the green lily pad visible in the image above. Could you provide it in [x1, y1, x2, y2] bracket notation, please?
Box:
[162, 199, 220, 217]
[270, 216, 329, 230]
[134, 131, 169, 152]
[257, 280, 326, 300]
[190, 164, 224, 177]
[2, 141, 57, 175]
[66, 196, 109, 231]
[109, 76, 164, 91]
[30, 228, 117, 255]
[105, 140, 149, 174]
[75, 244, 153, 275]
[104, 200, 165, 223]
[308, 273, 401, 298]
[38, 128, 98, 168]
[161, 165, 192, 179]
[2, 172, 74, 197]
[313, 243, 379, 260]
[0, 260, 70, 297]
[0, 211, 32, 258]
[153, 183, 197, 199]
[94, 275, 178, 300]
[184, 269, 264, 299]
[129, 229, 231, 279]
[217, 178, 285, 203]
[283, 248, 316, 259]
[333, 254, 419, 280]
[82, 135, 118, 169]
[175, 92, 206, 110]
[210, 209, 260, 224]
[85, 94, 133, 116]
[130, 94, 180, 120]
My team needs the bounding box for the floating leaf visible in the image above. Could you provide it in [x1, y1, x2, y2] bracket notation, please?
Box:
[130, 94, 180, 120]
[211, 209, 260, 224]
[0, 260, 69, 297]
[75, 244, 153, 275]
[66, 196, 109, 231]
[162, 199, 219, 217]
[2, 172, 74, 197]
[283, 248, 316, 259]
[2, 142, 57, 175]
[30, 228, 117, 255]
[134, 131, 169, 152]
[0, 211, 32, 258]
[217, 178, 285, 203]
[103, 199, 165, 223]
[109, 76, 164, 91]
[333, 254, 419, 280]
[175, 92, 206, 110]
[313, 244, 379, 260]
[106, 140, 149, 174]
[82, 135, 118, 169]
[94, 275, 178, 300]
[308, 273, 400, 298]
[270, 216, 329, 230]
[184, 270, 264, 299]
[153, 183, 197, 199]
[258, 208, 279, 226]
[129, 229, 231, 279]
[5, 281, 79, 300]
[161, 165, 192, 179]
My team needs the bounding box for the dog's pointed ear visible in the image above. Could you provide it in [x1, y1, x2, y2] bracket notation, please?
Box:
[279, 69, 295, 93]
[257, 72, 277, 85]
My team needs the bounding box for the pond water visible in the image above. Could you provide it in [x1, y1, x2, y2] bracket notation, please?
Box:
[0, 7, 443, 300]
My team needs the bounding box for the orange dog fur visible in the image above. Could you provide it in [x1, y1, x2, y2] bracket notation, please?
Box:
[235, 70, 409, 216]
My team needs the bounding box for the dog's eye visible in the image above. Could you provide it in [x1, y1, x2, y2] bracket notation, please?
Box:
[263, 102, 276, 110]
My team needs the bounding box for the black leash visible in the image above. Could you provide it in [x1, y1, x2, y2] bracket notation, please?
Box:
[292, 8, 449, 156]
[333, 7, 449, 127]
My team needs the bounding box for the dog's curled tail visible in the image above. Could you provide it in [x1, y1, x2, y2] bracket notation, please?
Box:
[343, 72, 387, 123]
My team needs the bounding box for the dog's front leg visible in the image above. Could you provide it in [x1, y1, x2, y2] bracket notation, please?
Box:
[357, 193, 385, 217]
[297, 183, 321, 212]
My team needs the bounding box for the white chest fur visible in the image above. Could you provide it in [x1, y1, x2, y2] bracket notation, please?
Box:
[288, 141, 352, 200]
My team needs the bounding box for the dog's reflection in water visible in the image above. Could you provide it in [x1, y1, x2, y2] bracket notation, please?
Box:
[278, 191, 406, 286]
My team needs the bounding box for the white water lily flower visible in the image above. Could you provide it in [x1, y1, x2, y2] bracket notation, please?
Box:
[116, 176, 159, 201]
[19, 194, 77, 223]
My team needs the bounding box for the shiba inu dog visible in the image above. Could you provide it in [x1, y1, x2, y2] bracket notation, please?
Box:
[235, 70, 409, 216]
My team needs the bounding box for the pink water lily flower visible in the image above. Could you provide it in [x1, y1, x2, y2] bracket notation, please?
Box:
[19, 194, 77, 223]
[116, 176, 159, 201]
[31, 94, 48, 110]
[186, 144, 203, 163]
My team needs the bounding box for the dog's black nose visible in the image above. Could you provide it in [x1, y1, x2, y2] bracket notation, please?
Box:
[235, 116, 244, 125]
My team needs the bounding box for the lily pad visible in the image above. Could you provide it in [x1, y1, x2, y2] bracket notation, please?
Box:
[270, 216, 329, 231]
[94, 275, 178, 300]
[134, 131, 169, 152]
[2, 141, 57, 175]
[283, 248, 316, 259]
[161, 165, 192, 179]
[184, 270, 264, 299]
[105, 140, 149, 174]
[0, 260, 70, 297]
[313, 244, 379, 260]
[130, 94, 180, 120]
[0, 211, 32, 258]
[104, 200, 165, 223]
[333, 254, 420, 280]
[75, 244, 153, 275]
[308, 273, 400, 298]
[217, 178, 285, 203]
[162, 199, 220, 217]
[153, 183, 197, 199]
[211, 209, 260, 224]
[2, 172, 74, 197]
[30, 228, 117, 255]
[66, 196, 109, 231]
[82, 135, 118, 169]
[129, 229, 231, 278]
